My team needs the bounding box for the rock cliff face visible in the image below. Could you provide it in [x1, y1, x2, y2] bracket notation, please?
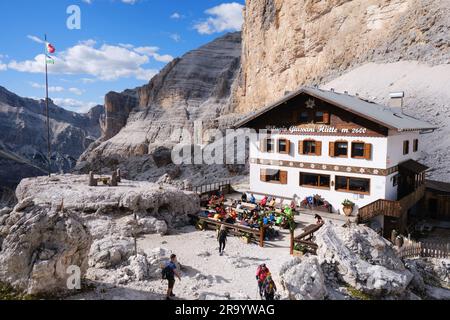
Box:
[0, 86, 103, 204]
[76, 32, 244, 185]
[234, 0, 450, 112]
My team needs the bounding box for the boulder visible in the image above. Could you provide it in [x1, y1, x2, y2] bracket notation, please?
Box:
[0, 207, 12, 216]
[13, 197, 34, 212]
[0, 205, 92, 295]
[280, 256, 327, 300]
[125, 254, 150, 281]
[315, 223, 413, 297]
[89, 236, 135, 269]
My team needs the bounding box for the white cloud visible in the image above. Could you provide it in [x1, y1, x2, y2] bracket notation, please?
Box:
[134, 46, 174, 63]
[0, 64, 6, 71]
[69, 87, 84, 95]
[8, 42, 162, 81]
[170, 33, 181, 43]
[27, 35, 45, 44]
[79, 39, 97, 47]
[194, 2, 244, 35]
[30, 82, 64, 93]
[170, 12, 182, 19]
[53, 98, 98, 113]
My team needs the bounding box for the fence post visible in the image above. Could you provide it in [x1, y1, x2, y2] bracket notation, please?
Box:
[259, 227, 265, 248]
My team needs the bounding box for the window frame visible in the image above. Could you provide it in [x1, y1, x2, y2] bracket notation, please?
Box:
[413, 139, 419, 152]
[403, 140, 410, 155]
[351, 141, 366, 159]
[266, 138, 275, 153]
[277, 138, 290, 154]
[260, 169, 288, 185]
[334, 141, 349, 158]
[335, 175, 371, 195]
[299, 172, 331, 190]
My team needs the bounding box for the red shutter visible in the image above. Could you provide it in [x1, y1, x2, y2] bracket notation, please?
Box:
[260, 169, 267, 182]
[285, 139, 291, 154]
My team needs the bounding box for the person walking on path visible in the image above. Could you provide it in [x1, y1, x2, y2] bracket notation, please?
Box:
[262, 273, 277, 300]
[162, 254, 181, 300]
[218, 225, 228, 256]
[256, 264, 270, 299]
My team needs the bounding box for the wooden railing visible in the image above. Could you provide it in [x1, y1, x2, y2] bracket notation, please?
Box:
[357, 199, 402, 222]
[189, 180, 232, 195]
[397, 241, 449, 259]
[357, 185, 426, 223]
[291, 223, 324, 255]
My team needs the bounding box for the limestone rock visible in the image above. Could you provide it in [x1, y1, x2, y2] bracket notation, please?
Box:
[89, 236, 135, 269]
[13, 197, 34, 212]
[280, 256, 327, 300]
[315, 223, 413, 296]
[0, 205, 92, 295]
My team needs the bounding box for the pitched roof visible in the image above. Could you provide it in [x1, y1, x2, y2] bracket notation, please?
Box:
[426, 180, 450, 194]
[234, 86, 437, 132]
[399, 159, 429, 174]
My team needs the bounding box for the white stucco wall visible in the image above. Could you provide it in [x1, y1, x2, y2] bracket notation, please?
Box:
[386, 130, 421, 166]
[251, 133, 389, 169]
[249, 163, 388, 215]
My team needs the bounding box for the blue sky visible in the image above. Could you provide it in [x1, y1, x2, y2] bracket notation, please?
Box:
[0, 0, 245, 112]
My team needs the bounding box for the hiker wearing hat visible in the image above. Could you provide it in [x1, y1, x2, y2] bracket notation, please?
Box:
[256, 264, 270, 299]
[262, 273, 277, 300]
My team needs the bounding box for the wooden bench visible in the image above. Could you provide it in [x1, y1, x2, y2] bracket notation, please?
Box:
[291, 223, 324, 255]
[189, 214, 267, 247]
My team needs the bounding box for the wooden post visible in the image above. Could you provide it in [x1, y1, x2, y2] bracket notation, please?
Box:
[116, 169, 121, 183]
[111, 171, 118, 187]
[259, 226, 265, 247]
[89, 171, 97, 187]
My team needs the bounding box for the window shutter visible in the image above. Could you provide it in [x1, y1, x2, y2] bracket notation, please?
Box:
[329, 142, 335, 157]
[316, 141, 322, 156]
[298, 140, 304, 155]
[280, 171, 288, 185]
[260, 139, 267, 152]
[323, 112, 330, 124]
[260, 169, 267, 182]
[364, 143, 372, 160]
[285, 139, 291, 154]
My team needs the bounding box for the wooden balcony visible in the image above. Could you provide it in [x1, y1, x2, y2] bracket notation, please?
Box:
[357, 185, 425, 223]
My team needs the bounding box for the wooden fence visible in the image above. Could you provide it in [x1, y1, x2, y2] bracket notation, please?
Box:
[189, 180, 232, 195]
[397, 241, 449, 259]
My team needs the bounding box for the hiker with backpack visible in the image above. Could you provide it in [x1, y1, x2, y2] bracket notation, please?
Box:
[256, 263, 270, 299]
[162, 254, 181, 300]
[262, 273, 277, 300]
[217, 224, 228, 256]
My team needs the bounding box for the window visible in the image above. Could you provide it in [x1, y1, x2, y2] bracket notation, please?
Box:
[403, 140, 409, 155]
[277, 139, 290, 154]
[351, 142, 365, 158]
[315, 111, 324, 123]
[335, 176, 370, 194]
[351, 142, 372, 159]
[299, 140, 322, 156]
[329, 141, 348, 157]
[260, 169, 288, 184]
[299, 111, 309, 123]
[300, 172, 330, 189]
[413, 139, 419, 152]
[393, 174, 400, 187]
[260, 138, 275, 153]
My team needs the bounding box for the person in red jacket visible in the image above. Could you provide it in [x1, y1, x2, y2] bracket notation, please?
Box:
[260, 196, 268, 207]
[256, 263, 270, 299]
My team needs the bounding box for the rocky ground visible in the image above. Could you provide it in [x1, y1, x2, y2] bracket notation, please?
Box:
[0, 176, 448, 300]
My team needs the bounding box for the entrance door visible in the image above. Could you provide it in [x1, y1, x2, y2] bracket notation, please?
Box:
[383, 216, 399, 239]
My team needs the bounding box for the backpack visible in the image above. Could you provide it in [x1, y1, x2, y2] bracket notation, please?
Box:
[161, 264, 174, 280]
[263, 279, 275, 294]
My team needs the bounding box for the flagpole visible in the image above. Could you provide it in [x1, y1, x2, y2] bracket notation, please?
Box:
[44, 34, 51, 177]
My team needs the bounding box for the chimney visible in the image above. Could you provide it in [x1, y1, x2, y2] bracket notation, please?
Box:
[389, 91, 404, 114]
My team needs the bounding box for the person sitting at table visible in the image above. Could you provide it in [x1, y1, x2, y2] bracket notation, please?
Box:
[240, 219, 250, 227]
[236, 201, 243, 211]
[268, 197, 276, 209]
[263, 216, 269, 226]
[290, 199, 297, 211]
[241, 193, 248, 203]
[249, 194, 256, 204]
[260, 195, 268, 207]
[269, 212, 276, 223]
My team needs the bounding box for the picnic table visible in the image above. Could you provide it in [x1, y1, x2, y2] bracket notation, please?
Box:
[189, 213, 267, 247]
